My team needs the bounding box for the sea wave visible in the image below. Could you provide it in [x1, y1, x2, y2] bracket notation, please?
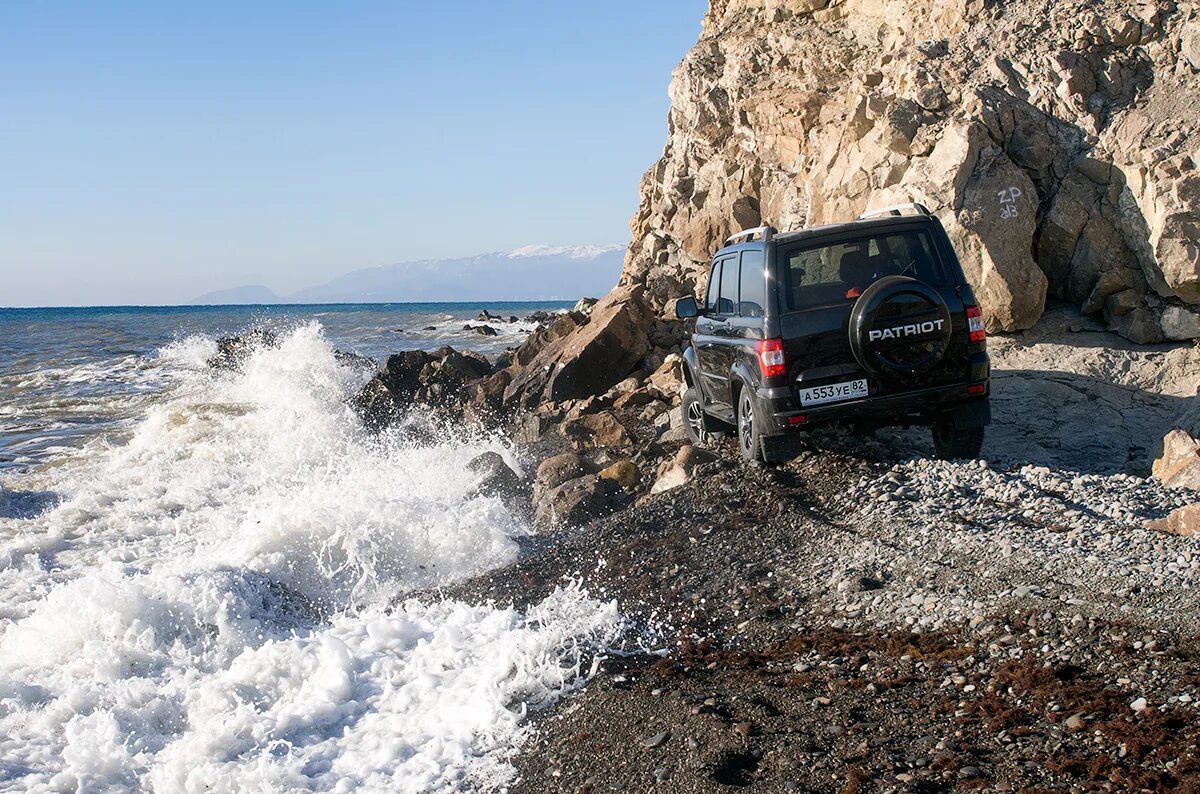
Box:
[0, 323, 618, 791]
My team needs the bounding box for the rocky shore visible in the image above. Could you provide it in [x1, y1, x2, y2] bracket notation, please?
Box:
[203, 294, 1196, 792]
[422, 315, 1193, 793]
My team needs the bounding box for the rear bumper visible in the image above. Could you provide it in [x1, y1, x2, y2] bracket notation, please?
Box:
[756, 353, 991, 435]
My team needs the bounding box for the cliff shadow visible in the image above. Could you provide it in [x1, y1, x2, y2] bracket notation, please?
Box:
[870, 367, 1190, 476]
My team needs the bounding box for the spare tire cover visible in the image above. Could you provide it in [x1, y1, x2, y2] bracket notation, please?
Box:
[849, 276, 952, 379]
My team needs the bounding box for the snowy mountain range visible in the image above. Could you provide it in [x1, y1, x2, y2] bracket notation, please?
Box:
[190, 245, 625, 304]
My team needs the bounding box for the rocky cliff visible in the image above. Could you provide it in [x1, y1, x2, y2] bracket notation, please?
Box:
[620, 0, 1200, 346]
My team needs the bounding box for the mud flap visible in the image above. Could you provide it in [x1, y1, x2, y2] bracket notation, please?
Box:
[952, 399, 991, 429]
[760, 434, 803, 465]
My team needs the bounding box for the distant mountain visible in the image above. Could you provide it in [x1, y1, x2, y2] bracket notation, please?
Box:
[189, 245, 625, 305]
[190, 285, 281, 305]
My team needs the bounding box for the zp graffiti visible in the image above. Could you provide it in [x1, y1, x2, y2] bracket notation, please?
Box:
[998, 186, 1022, 220]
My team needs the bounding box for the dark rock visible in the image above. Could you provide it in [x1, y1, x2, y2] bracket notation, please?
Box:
[535, 452, 591, 492]
[467, 370, 513, 415]
[561, 411, 633, 449]
[493, 350, 515, 370]
[350, 346, 495, 431]
[461, 349, 492, 373]
[333, 350, 375, 370]
[379, 350, 434, 397]
[533, 474, 620, 527]
[466, 452, 525, 503]
[349, 375, 399, 430]
[473, 324, 499, 337]
[207, 328, 279, 370]
[514, 413, 548, 444]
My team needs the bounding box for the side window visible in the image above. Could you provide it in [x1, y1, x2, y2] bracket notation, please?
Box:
[738, 250, 766, 317]
[704, 260, 722, 314]
[718, 256, 739, 315]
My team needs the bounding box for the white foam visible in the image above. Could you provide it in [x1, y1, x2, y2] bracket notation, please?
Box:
[0, 323, 619, 791]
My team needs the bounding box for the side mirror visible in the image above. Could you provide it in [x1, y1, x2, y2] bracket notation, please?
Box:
[675, 296, 700, 319]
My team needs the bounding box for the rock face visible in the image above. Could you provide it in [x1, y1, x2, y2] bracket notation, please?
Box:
[615, 0, 1200, 341]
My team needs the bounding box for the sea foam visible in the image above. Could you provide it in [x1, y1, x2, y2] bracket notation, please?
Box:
[0, 323, 618, 791]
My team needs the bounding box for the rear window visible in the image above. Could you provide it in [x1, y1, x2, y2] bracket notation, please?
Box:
[779, 229, 948, 310]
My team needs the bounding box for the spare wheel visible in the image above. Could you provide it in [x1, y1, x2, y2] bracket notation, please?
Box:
[848, 276, 952, 379]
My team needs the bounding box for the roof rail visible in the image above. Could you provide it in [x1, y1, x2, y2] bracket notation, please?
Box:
[725, 225, 776, 245]
[857, 203, 932, 220]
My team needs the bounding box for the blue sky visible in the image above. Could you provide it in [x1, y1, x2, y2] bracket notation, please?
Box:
[0, 1, 703, 306]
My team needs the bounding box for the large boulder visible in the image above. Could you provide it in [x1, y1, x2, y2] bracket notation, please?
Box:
[532, 452, 592, 506]
[598, 459, 640, 491]
[944, 148, 1047, 332]
[503, 286, 653, 409]
[560, 411, 634, 450]
[350, 347, 492, 429]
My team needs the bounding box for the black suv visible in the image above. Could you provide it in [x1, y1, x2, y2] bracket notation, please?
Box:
[675, 204, 991, 463]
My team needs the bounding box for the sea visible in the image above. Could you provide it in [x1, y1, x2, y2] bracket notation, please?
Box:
[0, 303, 621, 791]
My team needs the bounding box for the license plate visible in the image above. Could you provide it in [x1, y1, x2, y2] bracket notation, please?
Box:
[798, 378, 869, 407]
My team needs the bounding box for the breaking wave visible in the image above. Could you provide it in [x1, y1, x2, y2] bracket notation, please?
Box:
[0, 323, 619, 791]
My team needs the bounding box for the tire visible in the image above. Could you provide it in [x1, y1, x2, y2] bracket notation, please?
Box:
[681, 386, 708, 446]
[736, 387, 763, 462]
[931, 422, 985, 460]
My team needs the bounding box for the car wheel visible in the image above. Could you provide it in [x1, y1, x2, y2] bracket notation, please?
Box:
[736, 388, 762, 462]
[931, 422, 985, 460]
[682, 386, 707, 446]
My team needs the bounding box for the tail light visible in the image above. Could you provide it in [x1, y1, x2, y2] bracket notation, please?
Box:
[756, 338, 786, 378]
[966, 306, 986, 343]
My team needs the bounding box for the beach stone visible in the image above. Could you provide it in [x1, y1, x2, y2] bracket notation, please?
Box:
[561, 411, 633, 449]
[641, 731, 670, 749]
[599, 460, 640, 490]
[535, 453, 590, 492]
[651, 445, 716, 494]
